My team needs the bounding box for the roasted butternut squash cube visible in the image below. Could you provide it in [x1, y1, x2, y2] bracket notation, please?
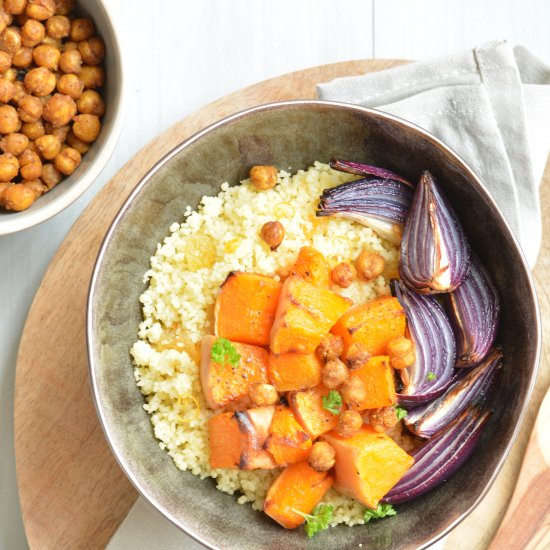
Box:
[331, 297, 406, 358]
[289, 385, 340, 438]
[290, 246, 331, 288]
[200, 335, 268, 410]
[214, 272, 281, 347]
[264, 461, 334, 529]
[270, 275, 352, 354]
[268, 351, 322, 392]
[349, 356, 396, 410]
[322, 427, 413, 508]
[266, 405, 312, 466]
[209, 406, 277, 470]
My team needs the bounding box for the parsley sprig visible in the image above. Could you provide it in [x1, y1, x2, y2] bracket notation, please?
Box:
[210, 337, 240, 368]
[427, 371, 437, 381]
[394, 405, 408, 421]
[292, 504, 333, 538]
[363, 503, 397, 523]
[322, 390, 342, 415]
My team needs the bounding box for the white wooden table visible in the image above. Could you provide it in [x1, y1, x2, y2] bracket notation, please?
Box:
[1, 1, 549, 548]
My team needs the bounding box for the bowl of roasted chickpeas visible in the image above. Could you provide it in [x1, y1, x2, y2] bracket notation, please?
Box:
[0, 0, 124, 235]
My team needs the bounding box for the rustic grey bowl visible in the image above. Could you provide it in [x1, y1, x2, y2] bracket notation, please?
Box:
[87, 100, 540, 550]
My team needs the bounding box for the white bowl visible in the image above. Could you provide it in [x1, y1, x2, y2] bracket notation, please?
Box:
[0, 0, 125, 235]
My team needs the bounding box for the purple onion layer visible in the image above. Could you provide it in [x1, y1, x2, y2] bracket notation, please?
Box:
[399, 171, 471, 294]
[330, 158, 413, 187]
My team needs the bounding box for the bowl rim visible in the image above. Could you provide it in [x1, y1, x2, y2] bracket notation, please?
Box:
[0, 0, 126, 236]
[87, 99, 541, 549]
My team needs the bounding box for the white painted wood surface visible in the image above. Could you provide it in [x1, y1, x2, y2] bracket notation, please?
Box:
[1, 1, 549, 548]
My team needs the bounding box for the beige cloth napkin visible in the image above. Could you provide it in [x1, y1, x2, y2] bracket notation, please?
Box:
[108, 41, 550, 549]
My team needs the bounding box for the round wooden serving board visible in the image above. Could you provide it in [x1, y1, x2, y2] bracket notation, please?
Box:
[14, 59, 550, 550]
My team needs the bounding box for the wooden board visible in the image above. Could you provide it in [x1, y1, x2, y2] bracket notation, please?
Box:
[14, 59, 550, 550]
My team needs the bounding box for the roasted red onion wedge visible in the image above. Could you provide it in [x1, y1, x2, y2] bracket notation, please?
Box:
[383, 406, 492, 504]
[399, 171, 471, 294]
[405, 347, 502, 438]
[317, 177, 414, 245]
[447, 255, 500, 367]
[329, 158, 413, 187]
[392, 280, 456, 406]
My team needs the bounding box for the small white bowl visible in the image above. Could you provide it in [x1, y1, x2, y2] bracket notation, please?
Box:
[0, 0, 125, 235]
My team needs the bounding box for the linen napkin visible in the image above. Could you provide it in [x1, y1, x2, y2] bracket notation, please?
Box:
[107, 41, 550, 549]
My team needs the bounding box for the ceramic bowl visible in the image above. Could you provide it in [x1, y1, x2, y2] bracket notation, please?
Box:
[0, 0, 124, 235]
[87, 100, 540, 550]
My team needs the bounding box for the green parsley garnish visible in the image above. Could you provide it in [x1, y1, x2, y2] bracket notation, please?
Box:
[394, 405, 408, 421]
[292, 504, 333, 538]
[363, 503, 397, 523]
[210, 337, 240, 368]
[322, 390, 342, 415]
[427, 371, 437, 381]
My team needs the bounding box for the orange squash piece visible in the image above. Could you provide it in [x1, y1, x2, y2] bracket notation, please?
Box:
[200, 335, 269, 410]
[290, 246, 331, 288]
[289, 385, 340, 438]
[208, 406, 277, 470]
[322, 427, 414, 508]
[214, 272, 282, 347]
[268, 351, 322, 392]
[349, 356, 396, 410]
[270, 275, 352, 354]
[331, 296, 406, 358]
[266, 405, 312, 466]
[264, 461, 334, 529]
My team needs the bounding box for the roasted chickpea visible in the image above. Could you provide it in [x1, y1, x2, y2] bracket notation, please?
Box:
[11, 79, 27, 102]
[54, 145, 80, 175]
[32, 43, 60, 70]
[321, 357, 348, 390]
[24, 66, 55, 95]
[42, 92, 76, 127]
[249, 383, 278, 407]
[355, 250, 385, 282]
[308, 441, 335, 472]
[56, 72, 82, 98]
[34, 133, 60, 159]
[40, 161, 60, 188]
[0, 77, 15, 102]
[0, 12, 12, 37]
[78, 64, 104, 88]
[20, 18, 44, 47]
[76, 89, 104, 116]
[346, 342, 371, 370]
[0, 181, 12, 203]
[0, 152, 19, 181]
[386, 336, 415, 370]
[18, 94, 43, 122]
[0, 26, 21, 54]
[78, 36, 104, 65]
[0, 132, 28, 155]
[69, 17, 94, 41]
[21, 178, 46, 198]
[62, 39, 77, 51]
[21, 120, 44, 139]
[260, 220, 284, 250]
[340, 377, 367, 409]
[41, 35, 61, 49]
[59, 47, 80, 73]
[2, 182, 35, 210]
[367, 406, 398, 433]
[65, 129, 89, 154]
[0, 104, 19, 133]
[316, 333, 344, 362]
[2, 66, 16, 81]
[337, 410, 363, 438]
[45, 14, 70, 38]
[26, 0, 55, 20]
[18, 147, 41, 178]
[331, 262, 356, 288]
[11, 45, 32, 66]
[50, 123, 68, 142]
[4, 0, 28, 15]
[54, 0, 75, 15]
[0, 50, 11, 72]
[249, 165, 277, 190]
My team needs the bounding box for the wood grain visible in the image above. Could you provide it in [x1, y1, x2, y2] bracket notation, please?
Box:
[14, 59, 549, 550]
